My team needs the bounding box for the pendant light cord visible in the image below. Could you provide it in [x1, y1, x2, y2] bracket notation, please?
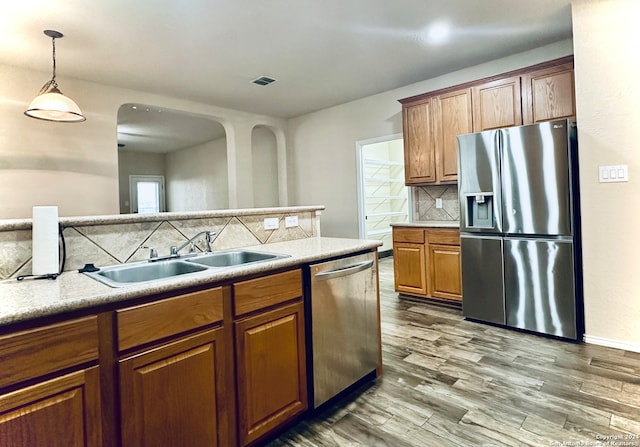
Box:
[39, 35, 59, 94]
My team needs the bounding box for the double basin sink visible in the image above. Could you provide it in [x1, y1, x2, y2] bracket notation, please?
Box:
[83, 250, 290, 288]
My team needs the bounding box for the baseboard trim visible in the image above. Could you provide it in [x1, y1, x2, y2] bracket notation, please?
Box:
[584, 334, 640, 353]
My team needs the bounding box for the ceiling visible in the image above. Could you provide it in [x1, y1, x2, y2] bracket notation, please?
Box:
[117, 104, 226, 153]
[2, 0, 573, 120]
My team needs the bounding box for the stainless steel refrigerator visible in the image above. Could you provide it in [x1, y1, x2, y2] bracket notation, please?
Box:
[457, 119, 583, 340]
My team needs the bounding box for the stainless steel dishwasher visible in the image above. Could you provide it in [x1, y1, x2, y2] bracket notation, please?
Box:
[308, 251, 379, 408]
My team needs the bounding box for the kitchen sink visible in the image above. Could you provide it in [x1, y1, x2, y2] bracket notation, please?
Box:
[83, 249, 290, 287]
[186, 250, 290, 267]
[84, 260, 209, 287]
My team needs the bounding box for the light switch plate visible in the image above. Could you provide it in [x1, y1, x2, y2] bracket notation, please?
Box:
[599, 164, 629, 183]
[264, 217, 279, 230]
[285, 215, 299, 227]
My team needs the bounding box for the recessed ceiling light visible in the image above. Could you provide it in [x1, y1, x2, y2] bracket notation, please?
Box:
[252, 76, 277, 86]
[425, 21, 451, 45]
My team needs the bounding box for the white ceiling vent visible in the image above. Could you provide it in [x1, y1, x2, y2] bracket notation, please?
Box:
[252, 76, 277, 86]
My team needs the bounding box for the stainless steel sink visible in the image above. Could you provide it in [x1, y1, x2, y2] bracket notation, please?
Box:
[83, 249, 290, 287]
[84, 260, 208, 288]
[186, 250, 290, 267]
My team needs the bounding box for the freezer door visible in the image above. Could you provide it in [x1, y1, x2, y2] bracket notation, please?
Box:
[501, 120, 574, 236]
[504, 238, 577, 339]
[461, 235, 505, 324]
[457, 131, 502, 233]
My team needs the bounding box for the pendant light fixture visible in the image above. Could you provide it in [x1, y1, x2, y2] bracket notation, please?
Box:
[24, 30, 86, 123]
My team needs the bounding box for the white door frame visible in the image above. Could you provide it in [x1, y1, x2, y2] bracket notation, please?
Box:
[355, 133, 410, 240]
[129, 175, 166, 213]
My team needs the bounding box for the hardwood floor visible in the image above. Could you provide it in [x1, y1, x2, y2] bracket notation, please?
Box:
[266, 257, 640, 447]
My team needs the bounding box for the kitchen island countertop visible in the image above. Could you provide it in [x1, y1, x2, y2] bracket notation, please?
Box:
[0, 237, 381, 326]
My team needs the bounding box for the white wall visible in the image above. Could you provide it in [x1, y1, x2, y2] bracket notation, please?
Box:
[165, 137, 229, 211]
[288, 39, 575, 238]
[572, 0, 640, 349]
[0, 63, 287, 219]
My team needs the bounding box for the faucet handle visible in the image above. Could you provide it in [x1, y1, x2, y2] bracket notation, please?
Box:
[142, 246, 158, 259]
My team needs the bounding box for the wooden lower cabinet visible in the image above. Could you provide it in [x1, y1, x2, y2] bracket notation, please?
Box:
[119, 328, 231, 447]
[0, 367, 102, 447]
[393, 242, 427, 295]
[0, 268, 313, 447]
[0, 315, 101, 447]
[235, 301, 307, 447]
[428, 243, 462, 301]
[393, 226, 462, 303]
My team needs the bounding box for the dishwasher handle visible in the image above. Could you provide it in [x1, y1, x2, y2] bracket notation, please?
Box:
[314, 260, 374, 281]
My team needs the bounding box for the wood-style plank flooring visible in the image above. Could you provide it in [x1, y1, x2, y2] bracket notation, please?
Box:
[266, 257, 640, 447]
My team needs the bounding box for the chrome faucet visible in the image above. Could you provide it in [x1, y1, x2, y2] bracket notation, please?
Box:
[144, 231, 217, 262]
[170, 231, 217, 256]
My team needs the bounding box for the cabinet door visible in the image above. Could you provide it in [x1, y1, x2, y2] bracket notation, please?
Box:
[472, 76, 522, 131]
[522, 63, 575, 125]
[428, 244, 462, 301]
[403, 100, 435, 184]
[393, 241, 427, 295]
[235, 301, 307, 447]
[433, 89, 473, 183]
[0, 367, 102, 447]
[119, 328, 231, 447]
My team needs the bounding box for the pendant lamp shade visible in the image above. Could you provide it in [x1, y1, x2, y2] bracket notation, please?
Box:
[24, 30, 86, 123]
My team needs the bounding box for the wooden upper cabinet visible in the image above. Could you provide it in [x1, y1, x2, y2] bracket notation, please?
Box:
[399, 56, 575, 186]
[403, 100, 435, 184]
[472, 76, 522, 131]
[522, 62, 576, 125]
[432, 88, 473, 183]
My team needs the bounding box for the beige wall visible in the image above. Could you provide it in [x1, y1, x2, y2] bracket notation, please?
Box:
[117, 150, 166, 213]
[252, 126, 279, 207]
[288, 40, 575, 238]
[572, 0, 640, 348]
[165, 137, 229, 211]
[0, 64, 288, 219]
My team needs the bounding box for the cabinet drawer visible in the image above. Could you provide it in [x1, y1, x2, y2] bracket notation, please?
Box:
[393, 227, 425, 244]
[428, 229, 460, 246]
[0, 316, 99, 389]
[117, 287, 224, 351]
[234, 269, 302, 317]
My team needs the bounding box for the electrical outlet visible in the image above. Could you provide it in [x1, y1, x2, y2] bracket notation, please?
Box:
[435, 198, 443, 209]
[263, 217, 279, 230]
[285, 215, 299, 228]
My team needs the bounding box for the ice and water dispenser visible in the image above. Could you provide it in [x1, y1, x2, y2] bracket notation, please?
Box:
[464, 193, 495, 229]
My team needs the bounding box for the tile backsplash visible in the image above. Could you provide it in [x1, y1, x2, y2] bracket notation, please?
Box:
[413, 185, 459, 222]
[0, 207, 321, 280]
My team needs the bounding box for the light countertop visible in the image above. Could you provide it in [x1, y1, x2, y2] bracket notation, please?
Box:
[391, 221, 459, 228]
[0, 237, 380, 326]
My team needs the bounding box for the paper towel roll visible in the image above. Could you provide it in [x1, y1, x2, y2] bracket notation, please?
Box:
[32, 206, 59, 275]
